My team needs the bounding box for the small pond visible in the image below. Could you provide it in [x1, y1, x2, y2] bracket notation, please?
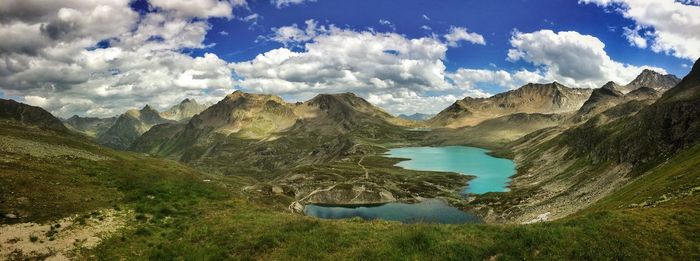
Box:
[304, 199, 480, 224]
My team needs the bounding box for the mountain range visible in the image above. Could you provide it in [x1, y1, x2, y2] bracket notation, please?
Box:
[1, 63, 698, 259]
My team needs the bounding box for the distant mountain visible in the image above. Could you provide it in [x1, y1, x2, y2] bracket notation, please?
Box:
[63, 115, 117, 137]
[160, 98, 212, 122]
[429, 82, 592, 128]
[0, 99, 67, 131]
[398, 113, 434, 121]
[97, 105, 174, 149]
[618, 69, 680, 94]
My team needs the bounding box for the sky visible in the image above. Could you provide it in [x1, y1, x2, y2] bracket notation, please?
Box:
[0, 0, 699, 118]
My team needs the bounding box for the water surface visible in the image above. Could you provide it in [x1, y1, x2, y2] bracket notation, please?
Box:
[304, 199, 480, 224]
[385, 146, 515, 194]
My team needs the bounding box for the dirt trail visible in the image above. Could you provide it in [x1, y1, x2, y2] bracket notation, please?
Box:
[288, 184, 339, 213]
[0, 209, 130, 260]
[358, 155, 369, 179]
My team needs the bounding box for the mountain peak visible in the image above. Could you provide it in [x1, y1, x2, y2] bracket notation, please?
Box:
[601, 81, 621, 91]
[625, 69, 680, 92]
[141, 104, 157, 112]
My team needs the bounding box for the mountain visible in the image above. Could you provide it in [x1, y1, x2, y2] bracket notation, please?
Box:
[96, 105, 174, 150]
[481, 58, 700, 223]
[63, 115, 117, 137]
[618, 69, 680, 94]
[429, 82, 592, 128]
[131, 91, 413, 173]
[0, 99, 67, 131]
[398, 113, 434, 121]
[572, 81, 661, 123]
[160, 98, 211, 122]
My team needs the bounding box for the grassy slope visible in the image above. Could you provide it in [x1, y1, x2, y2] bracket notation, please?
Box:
[2, 122, 698, 260]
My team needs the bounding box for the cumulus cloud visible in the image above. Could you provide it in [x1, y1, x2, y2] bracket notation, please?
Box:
[444, 26, 486, 47]
[622, 26, 647, 48]
[0, 0, 238, 117]
[507, 29, 665, 88]
[149, 0, 246, 19]
[270, 19, 323, 46]
[271, 0, 317, 9]
[580, 0, 700, 60]
[233, 20, 494, 114]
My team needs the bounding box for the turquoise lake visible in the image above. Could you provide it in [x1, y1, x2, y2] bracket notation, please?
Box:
[304, 199, 480, 224]
[385, 146, 516, 194]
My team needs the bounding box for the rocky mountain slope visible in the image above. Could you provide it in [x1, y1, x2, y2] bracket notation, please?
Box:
[160, 98, 211, 122]
[618, 69, 681, 93]
[429, 82, 592, 128]
[96, 105, 174, 150]
[0, 99, 67, 131]
[570, 81, 660, 123]
[480, 58, 700, 224]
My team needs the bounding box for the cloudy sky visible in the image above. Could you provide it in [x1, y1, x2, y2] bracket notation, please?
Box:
[0, 0, 698, 117]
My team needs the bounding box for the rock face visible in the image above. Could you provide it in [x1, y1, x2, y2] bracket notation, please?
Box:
[160, 98, 211, 122]
[0, 99, 67, 131]
[620, 69, 681, 94]
[97, 105, 173, 150]
[429, 82, 592, 128]
[62, 115, 116, 137]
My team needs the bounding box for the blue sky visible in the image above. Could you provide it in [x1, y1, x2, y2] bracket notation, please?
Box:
[0, 0, 698, 117]
[202, 0, 690, 76]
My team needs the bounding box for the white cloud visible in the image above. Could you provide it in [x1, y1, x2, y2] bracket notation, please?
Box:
[270, 19, 323, 47]
[0, 0, 239, 117]
[379, 19, 396, 31]
[507, 29, 666, 88]
[444, 26, 486, 47]
[150, 0, 246, 19]
[622, 26, 647, 48]
[580, 0, 700, 60]
[271, 0, 317, 9]
[422, 14, 431, 21]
